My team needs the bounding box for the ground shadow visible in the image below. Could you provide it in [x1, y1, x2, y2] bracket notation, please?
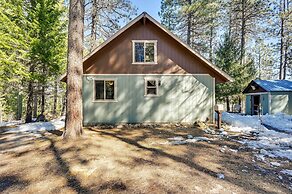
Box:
[88, 127, 283, 194]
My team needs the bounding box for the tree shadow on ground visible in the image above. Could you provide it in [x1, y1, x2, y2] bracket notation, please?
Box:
[41, 134, 91, 194]
[0, 175, 29, 193]
[87, 127, 283, 194]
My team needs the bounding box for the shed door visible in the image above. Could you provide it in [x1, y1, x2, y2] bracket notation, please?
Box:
[251, 95, 261, 115]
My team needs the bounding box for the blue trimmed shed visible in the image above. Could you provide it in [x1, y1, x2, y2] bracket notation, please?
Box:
[243, 80, 292, 115]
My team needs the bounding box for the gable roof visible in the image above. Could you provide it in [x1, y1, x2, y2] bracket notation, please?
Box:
[61, 12, 232, 82]
[254, 80, 292, 92]
[243, 79, 292, 93]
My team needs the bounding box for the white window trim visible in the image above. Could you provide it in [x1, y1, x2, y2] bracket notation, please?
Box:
[132, 40, 158, 64]
[92, 78, 118, 102]
[144, 78, 160, 97]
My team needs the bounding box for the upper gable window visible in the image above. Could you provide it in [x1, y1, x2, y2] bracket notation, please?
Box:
[132, 40, 157, 64]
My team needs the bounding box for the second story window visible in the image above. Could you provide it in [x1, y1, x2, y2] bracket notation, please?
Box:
[132, 40, 157, 64]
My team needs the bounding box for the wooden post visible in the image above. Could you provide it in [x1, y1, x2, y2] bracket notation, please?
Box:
[214, 104, 224, 129]
[216, 111, 222, 129]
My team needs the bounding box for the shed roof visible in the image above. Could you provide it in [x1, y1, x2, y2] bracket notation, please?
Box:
[244, 80, 292, 93]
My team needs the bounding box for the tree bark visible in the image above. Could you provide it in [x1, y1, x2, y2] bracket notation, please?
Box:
[63, 0, 84, 139]
[25, 81, 34, 123]
[61, 94, 66, 116]
[279, 0, 285, 79]
[53, 80, 58, 115]
[186, 0, 192, 46]
[209, 25, 214, 62]
[240, 0, 246, 65]
[0, 101, 3, 123]
[90, 0, 97, 51]
[17, 93, 23, 120]
[33, 93, 37, 118]
[226, 96, 230, 112]
[41, 85, 45, 114]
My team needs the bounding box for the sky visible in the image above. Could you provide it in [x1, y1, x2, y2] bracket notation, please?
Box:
[131, 0, 161, 22]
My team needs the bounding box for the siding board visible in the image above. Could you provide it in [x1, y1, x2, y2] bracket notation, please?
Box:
[83, 74, 214, 124]
[83, 20, 226, 83]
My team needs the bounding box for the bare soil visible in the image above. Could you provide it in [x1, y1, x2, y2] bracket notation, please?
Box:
[0, 124, 291, 194]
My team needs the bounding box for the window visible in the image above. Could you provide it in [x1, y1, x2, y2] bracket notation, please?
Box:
[133, 40, 157, 64]
[94, 80, 116, 101]
[145, 79, 159, 96]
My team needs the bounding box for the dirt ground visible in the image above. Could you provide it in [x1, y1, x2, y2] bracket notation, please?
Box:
[0, 124, 291, 194]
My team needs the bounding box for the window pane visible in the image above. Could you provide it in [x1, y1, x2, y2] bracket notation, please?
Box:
[145, 43, 155, 62]
[135, 42, 144, 62]
[105, 81, 115, 100]
[147, 88, 157, 95]
[147, 80, 156, 87]
[95, 80, 104, 100]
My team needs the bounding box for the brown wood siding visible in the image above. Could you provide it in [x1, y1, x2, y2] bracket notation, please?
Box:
[84, 19, 226, 83]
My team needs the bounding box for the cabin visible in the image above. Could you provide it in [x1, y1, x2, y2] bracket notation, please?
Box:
[243, 80, 292, 115]
[61, 12, 232, 125]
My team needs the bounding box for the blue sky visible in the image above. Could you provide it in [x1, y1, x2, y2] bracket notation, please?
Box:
[131, 0, 161, 21]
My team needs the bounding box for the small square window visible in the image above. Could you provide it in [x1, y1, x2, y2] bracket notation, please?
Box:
[94, 80, 116, 101]
[145, 79, 159, 96]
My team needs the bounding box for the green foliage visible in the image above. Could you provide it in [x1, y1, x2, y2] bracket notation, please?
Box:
[159, 0, 180, 32]
[159, 0, 220, 60]
[0, 0, 29, 119]
[0, 0, 67, 120]
[215, 34, 255, 100]
[28, 0, 67, 82]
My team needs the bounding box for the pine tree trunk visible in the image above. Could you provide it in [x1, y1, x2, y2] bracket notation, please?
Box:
[53, 80, 58, 115]
[0, 101, 3, 123]
[41, 85, 45, 114]
[279, 0, 285, 79]
[63, 0, 84, 139]
[90, 0, 97, 51]
[61, 94, 66, 116]
[226, 96, 230, 112]
[209, 25, 213, 62]
[240, 0, 246, 65]
[283, 44, 288, 79]
[17, 93, 23, 120]
[33, 93, 37, 118]
[25, 81, 34, 123]
[186, 0, 192, 46]
[283, 0, 288, 80]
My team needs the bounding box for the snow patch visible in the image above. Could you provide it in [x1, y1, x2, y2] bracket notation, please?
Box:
[6, 117, 65, 133]
[280, 169, 292, 176]
[222, 112, 292, 161]
[168, 136, 211, 145]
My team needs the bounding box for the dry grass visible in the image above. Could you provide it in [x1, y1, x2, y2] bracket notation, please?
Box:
[0, 125, 291, 194]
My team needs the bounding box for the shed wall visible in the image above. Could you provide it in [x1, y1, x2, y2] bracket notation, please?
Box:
[261, 94, 269, 115]
[270, 92, 292, 114]
[83, 74, 214, 124]
[245, 95, 251, 115]
[245, 94, 269, 115]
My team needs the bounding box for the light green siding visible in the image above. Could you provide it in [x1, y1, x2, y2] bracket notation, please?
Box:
[83, 74, 215, 125]
[245, 95, 251, 115]
[270, 92, 292, 114]
[261, 94, 269, 115]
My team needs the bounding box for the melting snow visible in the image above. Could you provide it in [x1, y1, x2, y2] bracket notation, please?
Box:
[4, 117, 65, 133]
[168, 136, 211, 145]
[222, 112, 292, 161]
[280, 169, 292, 176]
